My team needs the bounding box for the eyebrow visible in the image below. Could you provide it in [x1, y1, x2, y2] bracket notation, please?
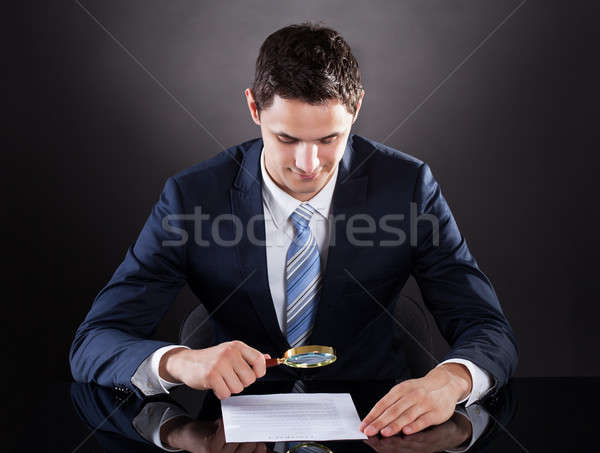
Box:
[274, 131, 342, 141]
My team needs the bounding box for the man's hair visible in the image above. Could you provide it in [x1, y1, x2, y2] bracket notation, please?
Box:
[252, 22, 363, 116]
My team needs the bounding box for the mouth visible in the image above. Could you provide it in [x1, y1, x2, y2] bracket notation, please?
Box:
[291, 169, 321, 180]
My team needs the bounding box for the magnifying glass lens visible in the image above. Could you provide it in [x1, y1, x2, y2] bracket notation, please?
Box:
[287, 352, 335, 366]
[266, 345, 337, 368]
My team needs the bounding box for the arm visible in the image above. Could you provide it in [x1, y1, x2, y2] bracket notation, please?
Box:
[69, 177, 269, 399]
[360, 163, 518, 437]
[69, 177, 189, 397]
[411, 162, 518, 390]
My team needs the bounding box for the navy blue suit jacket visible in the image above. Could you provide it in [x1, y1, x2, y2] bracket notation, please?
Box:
[70, 134, 518, 397]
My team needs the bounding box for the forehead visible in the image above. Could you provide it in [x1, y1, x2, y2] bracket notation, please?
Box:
[261, 95, 352, 138]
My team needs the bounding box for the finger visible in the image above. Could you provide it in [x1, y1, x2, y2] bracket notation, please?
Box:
[360, 382, 412, 430]
[362, 397, 415, 436]
[233, 355, 258, 387]
[402, 412, 436, 435]
[212, 375, 231, 400]
[240, 345, 267, 378]
[360, 395, 395, 430]
[381, 406, 430, 437]
[222, 369, 245, 395]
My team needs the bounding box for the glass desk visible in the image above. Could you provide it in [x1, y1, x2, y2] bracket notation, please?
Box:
[21, 377, 600, 452]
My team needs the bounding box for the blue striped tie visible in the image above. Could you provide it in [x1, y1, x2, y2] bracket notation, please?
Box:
[285, 203, 322, 348]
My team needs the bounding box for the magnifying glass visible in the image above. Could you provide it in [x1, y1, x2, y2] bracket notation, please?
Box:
[265, 345, 337, 368]
[287, 442, 333, 453]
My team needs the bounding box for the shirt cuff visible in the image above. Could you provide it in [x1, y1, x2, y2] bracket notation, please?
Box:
[131, 345, 190, 396]
[132, 401, 190, 451]
[437, 358, 493, 407]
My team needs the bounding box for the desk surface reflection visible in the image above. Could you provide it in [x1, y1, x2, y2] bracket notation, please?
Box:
[25, 377, 600, 452]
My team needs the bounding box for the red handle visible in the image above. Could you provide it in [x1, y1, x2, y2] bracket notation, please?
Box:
[266, 358, 281, 367]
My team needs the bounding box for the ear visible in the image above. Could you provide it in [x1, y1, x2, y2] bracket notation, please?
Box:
[352, 90, 365, 124]
[245, 88, 261, 125]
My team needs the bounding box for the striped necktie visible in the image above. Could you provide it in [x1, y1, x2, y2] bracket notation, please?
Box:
[285, 203, 322, 348]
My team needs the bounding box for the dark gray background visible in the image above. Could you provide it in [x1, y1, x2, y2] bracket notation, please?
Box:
[8, 0, 600, 413]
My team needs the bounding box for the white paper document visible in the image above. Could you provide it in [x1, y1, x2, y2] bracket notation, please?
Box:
[221, 392, 368, 442]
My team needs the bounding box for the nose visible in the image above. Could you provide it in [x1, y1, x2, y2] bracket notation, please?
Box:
[294, 143, 320, 174]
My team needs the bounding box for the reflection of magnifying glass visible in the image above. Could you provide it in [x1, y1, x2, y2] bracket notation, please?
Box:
[287, 442, 333, 453]
[265, 345, 336, 368]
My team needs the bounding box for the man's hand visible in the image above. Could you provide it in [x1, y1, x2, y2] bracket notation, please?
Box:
[364, 411, 473, 453]
[359, 363, 472, 437]
[159, 341, 271, 399]
[161, 417, 272, 453]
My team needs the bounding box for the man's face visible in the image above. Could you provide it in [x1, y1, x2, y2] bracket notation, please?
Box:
[246, 92, 362, 202]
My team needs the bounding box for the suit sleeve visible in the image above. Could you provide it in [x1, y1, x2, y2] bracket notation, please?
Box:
[410, 163, 518, 392]
[69, 177, 189, 397]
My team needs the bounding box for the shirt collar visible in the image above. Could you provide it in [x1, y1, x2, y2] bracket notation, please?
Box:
[260, 146, 338, 229]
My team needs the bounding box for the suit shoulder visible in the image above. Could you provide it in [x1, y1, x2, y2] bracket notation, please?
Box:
[351, 134, 424, 171]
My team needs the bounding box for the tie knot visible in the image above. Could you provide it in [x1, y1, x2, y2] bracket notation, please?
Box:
[290, 203, 316, 230]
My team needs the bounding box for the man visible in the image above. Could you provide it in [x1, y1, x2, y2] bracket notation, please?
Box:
[70, 23, 518, 438]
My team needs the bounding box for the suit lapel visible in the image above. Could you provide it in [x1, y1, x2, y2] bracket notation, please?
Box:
[230, 139, 290, 352]
[309, 135, 369, 349]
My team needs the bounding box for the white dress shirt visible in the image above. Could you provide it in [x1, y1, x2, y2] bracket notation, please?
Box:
[131, 146, 493, 407]
[260, 147, 337, 334]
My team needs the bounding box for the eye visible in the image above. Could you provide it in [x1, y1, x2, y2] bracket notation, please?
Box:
[321, 137, 337, 144]
[277, 137, 297, 144]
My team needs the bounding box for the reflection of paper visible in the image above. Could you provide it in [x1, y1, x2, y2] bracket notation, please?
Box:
[221, 393, 368, 442]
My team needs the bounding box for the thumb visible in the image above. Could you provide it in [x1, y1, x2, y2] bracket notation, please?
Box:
[263, 353, 271, 359]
